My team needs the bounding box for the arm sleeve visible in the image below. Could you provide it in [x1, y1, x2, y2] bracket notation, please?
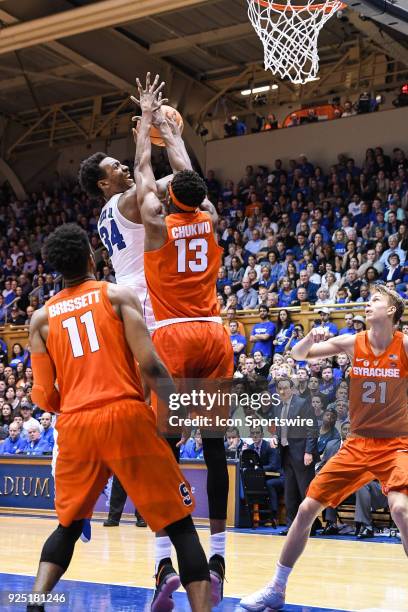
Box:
[31, 352, 61, 414]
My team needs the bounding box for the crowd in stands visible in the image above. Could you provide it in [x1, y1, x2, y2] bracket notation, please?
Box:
[224, 92, 382, 136]
[0, 144, 407, 537]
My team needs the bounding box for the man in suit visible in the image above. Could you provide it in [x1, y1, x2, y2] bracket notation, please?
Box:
[247, 425, 284, 526]
[272, 378, 319, 534]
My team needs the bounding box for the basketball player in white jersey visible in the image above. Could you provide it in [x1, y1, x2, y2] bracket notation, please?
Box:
[78, 74, 191, 330]
[78, 73, 194, 611]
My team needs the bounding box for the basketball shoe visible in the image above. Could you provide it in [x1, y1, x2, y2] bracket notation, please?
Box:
[151, 558, 181, 612]
[240, 582, 285, 611]
[209, 554, 225, 606]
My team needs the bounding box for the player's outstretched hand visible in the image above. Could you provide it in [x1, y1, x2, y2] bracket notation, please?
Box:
[130, 72, 168, 114]
[307, 326, 329, 344]
[165, 110, 182, 137]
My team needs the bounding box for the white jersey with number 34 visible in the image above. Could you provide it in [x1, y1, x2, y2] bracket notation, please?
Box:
[97, 193, 155, 329]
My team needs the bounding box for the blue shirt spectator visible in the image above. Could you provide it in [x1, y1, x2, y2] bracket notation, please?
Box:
[180, 431, 204, 460]
[23, 424, 51, 456]
[1, 424, 26, 455]
[229, 321, 247, 366]
[39, 413, 55, 450]
[250, 306, 276, 358]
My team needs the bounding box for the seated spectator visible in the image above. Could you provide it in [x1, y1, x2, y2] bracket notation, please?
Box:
[224, 307, 245, 336]
[0, 422, 26, 455]
[311, 394, 325, 426]
[355, 481, 388, 539]
[0, 402, 14, 437]
[237, 279, 258, 310]
[338, 313, 355, 335]
[333, 353, 350, 379]
[229, 321, 247, 366]
[341, 268, 362, 301]
[39, 412, 55, 450]
[297, 269, 319, 303]
[8, 343, 26, 368]
[315, 287, 331, 306]
[379, 234, 406, 267]
[277, 277, 295, 307]
[180, 429, 204, 460]
[317, 409, 341, 456]
[291, 286, 309, 306]
[353, 315, 366, 333]
[319, 366, 338, 404]
[314, 307, 338, 337]
[228, 257, 245, 289]
[253, 351, 270, 379]
[250, 306, 276, 358]
[356, 284, 370, 302]
[224, 426, 244, 457]
[19, 402, 43, 434]
[23, 422, 51, 456]
[381, 253, 402, 284]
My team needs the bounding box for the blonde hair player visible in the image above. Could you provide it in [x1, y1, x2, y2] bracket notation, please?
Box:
[241, 283, 408, 611]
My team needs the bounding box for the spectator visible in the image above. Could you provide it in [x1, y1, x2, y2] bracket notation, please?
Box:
[229, 321, 247, 366]
[0, 422, 26, 455]
[382, 253, 402, 284]
[39, 412, 55, 449]
[338, 313, 355, 335]
[353, 315, 366, 332]
[19, 402, 42, 434]
[23, 422, 51, 456]
[379, 234, 406, 267]
[273, 309, 295, 354]
[180, 429, 204, 460]
[250, 306, 276, 358]
[317, 409, 341, 456]
[224, 426, 244, 457]
[237, 279, 258, 310]
[314, 307, 338, 337]
[253, 351, 270, 379]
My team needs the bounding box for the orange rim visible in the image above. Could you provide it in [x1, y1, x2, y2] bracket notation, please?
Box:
[253, 0, 347, 11]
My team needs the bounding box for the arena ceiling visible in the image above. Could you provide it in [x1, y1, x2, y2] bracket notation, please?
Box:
[0, 0, 407, 156]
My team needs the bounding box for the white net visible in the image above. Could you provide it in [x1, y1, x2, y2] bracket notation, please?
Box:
[247, 0, 344, 84]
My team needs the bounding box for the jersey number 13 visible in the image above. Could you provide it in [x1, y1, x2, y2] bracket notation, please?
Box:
[175, 238, 208, 272]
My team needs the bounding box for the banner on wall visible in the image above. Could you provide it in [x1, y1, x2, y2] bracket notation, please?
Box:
[0, 458, 239, 525]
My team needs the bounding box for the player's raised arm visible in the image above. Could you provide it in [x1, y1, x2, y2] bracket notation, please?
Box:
[132, 76, 167, 238]
[108, 284, 176, 403]
[291, 327, 355, 361]
[156, 110, 193, 173]
[200, 197, 219, 232]
[29, 308, 61, 414]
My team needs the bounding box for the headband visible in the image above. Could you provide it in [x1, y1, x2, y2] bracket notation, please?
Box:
[168, 183, 197, 213]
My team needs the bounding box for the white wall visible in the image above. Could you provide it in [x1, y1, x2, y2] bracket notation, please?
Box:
[205, 106, 408, 183]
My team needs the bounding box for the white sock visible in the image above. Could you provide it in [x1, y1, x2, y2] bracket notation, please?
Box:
[155, 536, 172, 572]
[270, 562, 292, 591]
[210, 531, 226, 559]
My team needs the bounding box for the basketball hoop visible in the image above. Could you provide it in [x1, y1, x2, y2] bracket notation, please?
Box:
[247, 0, 346, 85]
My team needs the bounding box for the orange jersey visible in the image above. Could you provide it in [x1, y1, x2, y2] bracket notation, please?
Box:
[144, 210, 223, 321]
[46, 280, 144, 413]
[349, 330, 408, 437]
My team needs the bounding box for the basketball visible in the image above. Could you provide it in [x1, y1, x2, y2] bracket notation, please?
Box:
[150, 105, 184, 146]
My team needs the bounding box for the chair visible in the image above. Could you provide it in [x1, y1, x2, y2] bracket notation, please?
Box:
[240, 449, 272, 528]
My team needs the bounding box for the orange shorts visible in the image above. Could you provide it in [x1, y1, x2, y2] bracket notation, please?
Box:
[53, 400, 194, 530]
[152, 321, 234, 379]
[308, 436, 408, 508]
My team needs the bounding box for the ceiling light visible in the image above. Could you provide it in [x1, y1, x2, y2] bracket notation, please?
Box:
[241, 85, 271, 96]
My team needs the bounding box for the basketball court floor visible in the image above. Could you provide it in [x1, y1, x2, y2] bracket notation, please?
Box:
[0, 516, 407, 611]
